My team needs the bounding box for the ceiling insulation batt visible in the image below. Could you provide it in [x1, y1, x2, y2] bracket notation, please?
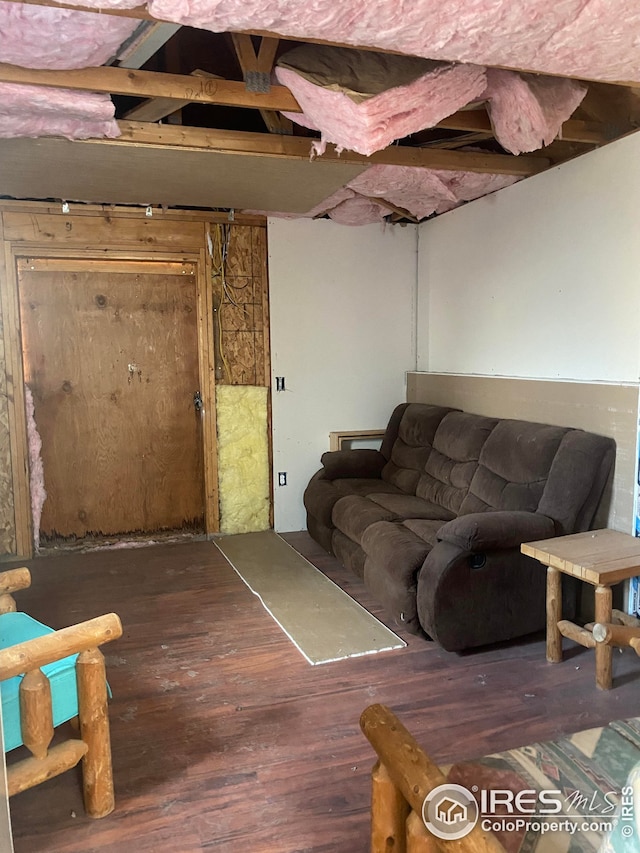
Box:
[346, 165, 520, 220]
[0, 83, 120, 140]
[146, 0, 640, 83]
[0, 1, 138, 69]
[0, 1, 136, 139]
[276, 46, 487, 156]
[275, 45, 586, 157]
[247, 164, 521, 225]
[484, 69, 587, 154]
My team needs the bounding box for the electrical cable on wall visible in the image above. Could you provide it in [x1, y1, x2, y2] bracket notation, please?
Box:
[211, 222, 254, 384]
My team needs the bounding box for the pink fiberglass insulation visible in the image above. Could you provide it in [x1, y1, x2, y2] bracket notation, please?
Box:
[0, 1, 139, 70]
[347, 166, 458, 221]
[24, 386, 46, 552]
[347, 165, 520, 219]
[145, 0, 640, 84]
[326, 195, 390, 226]
[247, 164, 520, 225]
[428, 170, 521, 214]
[483, 69, 587, 154]
[0, 83, 120, 140]
[276, 60, 487, 156]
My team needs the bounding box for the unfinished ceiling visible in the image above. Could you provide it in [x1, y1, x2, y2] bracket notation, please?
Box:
[0, 0, 638, 224]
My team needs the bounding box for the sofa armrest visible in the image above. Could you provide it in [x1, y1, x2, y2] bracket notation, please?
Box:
[320, 449, 386, 480]
[437, 511, 556, 552]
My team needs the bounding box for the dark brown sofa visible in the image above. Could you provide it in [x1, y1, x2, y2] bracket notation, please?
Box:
[304, 403, 615, 651]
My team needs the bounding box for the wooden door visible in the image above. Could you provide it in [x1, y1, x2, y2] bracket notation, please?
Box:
[18, 257, 205, 542]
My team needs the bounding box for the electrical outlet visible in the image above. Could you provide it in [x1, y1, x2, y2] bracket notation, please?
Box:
[278, 472, 287, 486]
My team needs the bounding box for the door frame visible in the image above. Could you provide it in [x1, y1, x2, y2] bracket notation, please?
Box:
[1, 239, 219, 556]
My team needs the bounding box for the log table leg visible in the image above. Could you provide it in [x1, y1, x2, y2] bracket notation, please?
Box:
[594, 585, 613, 690]
[546, 566, 563, 663]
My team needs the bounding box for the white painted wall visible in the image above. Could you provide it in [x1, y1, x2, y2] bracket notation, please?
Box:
[268, 218, 417, 532]
[418, 131, 640, 383]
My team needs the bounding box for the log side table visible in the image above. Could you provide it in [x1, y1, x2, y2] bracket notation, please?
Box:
[521, 529, 640, 690]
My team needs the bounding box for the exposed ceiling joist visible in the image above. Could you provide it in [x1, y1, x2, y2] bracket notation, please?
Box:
[0, 62, 302, 112]
[0, 62, 616, 148]
[433, 109, 615, 145]
[3, 0, 640, 90]
[124, 69, 219, 122]
[116, 120, 549, 175]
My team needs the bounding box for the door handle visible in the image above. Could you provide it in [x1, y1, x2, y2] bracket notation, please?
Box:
[193, 390, 203, 413]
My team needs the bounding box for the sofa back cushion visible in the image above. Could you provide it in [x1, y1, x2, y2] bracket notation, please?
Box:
[537, 430, 615, 534]
[415, 411, 498, 514]
[459, 420, 569, 515]
[381, 404, 455, 494]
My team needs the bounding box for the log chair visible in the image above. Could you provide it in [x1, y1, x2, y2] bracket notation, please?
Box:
[360, 703, 505, 853]
[0, 567, 123, 818]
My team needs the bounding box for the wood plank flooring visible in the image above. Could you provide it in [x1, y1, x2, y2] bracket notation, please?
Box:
[5, 532, 640, 853]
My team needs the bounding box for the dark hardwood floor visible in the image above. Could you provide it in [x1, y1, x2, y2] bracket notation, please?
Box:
[4, 532, 640, 852]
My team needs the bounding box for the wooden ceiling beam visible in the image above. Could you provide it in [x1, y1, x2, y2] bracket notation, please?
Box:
[123, 69, 219, 122]
[0, 61, 302, 112]
[434, 108, 615, 145]
[0, 61, 615, 147]
[115, 120, 549, 175]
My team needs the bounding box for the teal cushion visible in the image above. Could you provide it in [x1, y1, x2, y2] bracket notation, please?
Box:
[0, 612, 79, 753]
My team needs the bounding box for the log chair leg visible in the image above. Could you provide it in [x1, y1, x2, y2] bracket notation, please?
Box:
[595, 585, 613, 690]
[19, 669, 54, 760]
[0, 593, 17, 614]
[77, 647, 115, 818]
[371, 760, 409, 853]
[546, 566, 563, 663]
[406, 809, 440, 852]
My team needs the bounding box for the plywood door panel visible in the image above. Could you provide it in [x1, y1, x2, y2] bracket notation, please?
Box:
[18, 258, 204, 540]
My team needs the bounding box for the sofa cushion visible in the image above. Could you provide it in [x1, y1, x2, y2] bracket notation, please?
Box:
[368, 493, 455, 521]
[402, 518, 445, 548]
[537, 430, 616, 534]
[332, 495, 399, 544]
[416, 411, 498, 513]
[381, 404, 454, 494]
[459, 420, 569, 515]
[304, 475, 401, 528]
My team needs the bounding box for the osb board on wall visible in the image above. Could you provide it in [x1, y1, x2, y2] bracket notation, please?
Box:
[0, 306, 16, 554]
[212, 225, 270, 386]
[407, 372, 639, 534]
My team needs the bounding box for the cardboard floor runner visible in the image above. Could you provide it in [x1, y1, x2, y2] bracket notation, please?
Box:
[214, 530, 405, 665]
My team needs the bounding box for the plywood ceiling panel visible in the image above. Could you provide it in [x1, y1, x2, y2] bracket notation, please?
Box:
[0, 137, 367, 212]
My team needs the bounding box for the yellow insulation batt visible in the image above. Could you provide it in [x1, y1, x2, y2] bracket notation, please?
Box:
[216, 385, 270, 535]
